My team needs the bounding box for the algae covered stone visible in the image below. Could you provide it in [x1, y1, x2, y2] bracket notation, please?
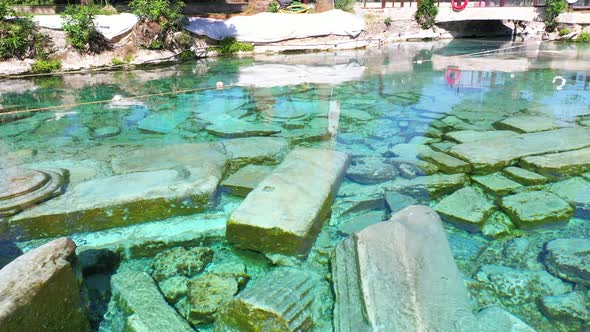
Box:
[346, 157, 398, 184]
[221, 137, 288, 172]
[111, 271, 193, 332]
[332, 205, 479, 332]
[0, 238, 90, 332]
[502, 166, 547, 185]
[434, 187, 495, 232]
[227, 148, 350, 256]
[472, 172, 522, 196]
[151, 246, 214, 282]
[418, 150, 472, 174]
[9, 167, 221, 240]
[216, 268, 326, 332]
[384, 173, 470, 199]
[548, 177, 590, 218]
[444, 130, 518, 143]
[482, 211, 515, 239]
[544, 238, 590, 287]
[180, 272, 239, 325]
[494, 115, 567, 133]
[221, 165, 273, 197]
[520, 147, 590, 177]
[500, 191, 573, 229]
[539, 291, 590, 330]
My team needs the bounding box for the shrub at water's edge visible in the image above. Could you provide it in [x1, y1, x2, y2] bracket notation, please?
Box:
[545, 0, 568, 32]
[0, 0, 49, 60]
[130, 0, 186, 50]
[209, 37, 254, 56]
[335, 0, 354, 12]
[576, 31, 590, 42]
[415, 0, 438, 29]
[61, 5, 111, 53]
[31, 58, 61, 73]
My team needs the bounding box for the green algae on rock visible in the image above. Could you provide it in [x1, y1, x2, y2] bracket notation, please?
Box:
[179, 272, 239, 325]
[418, 149, 472, 174]
[215, 268, 326, 332]
[221, 165, 274, 197]
[548, 177, 590, 219]
[151, 246, 214, 282]
[500, 191, 574, 229]
[332, 206, 479, 332]
[383, 173, 470, 199]
[539, 291, 590, 331]
[0, 238, 90, 332]
[111, 271, 193, 332]
[346, 157, 398, 184]
[520, 147, 590, 177]
[434, 186, 495, 232]
[482, 211, 515, 239]
[227, 148, 349, 256]
[472, 172, 522, 196]
[544, 238, 590, 287]
[8, 167, 221, 240]
[221, 137, 288, 172]
[494, 115, 568, 133]
[502, 166, 547, 185]
[444, 130, 518, 143]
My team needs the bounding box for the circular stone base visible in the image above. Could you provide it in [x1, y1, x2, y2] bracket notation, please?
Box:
[0, 168, 49, 200]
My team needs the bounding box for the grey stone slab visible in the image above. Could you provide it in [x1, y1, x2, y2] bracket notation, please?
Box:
[206, 119, 281, 138]
[544, 239, 590, 287]
[383, 173, 470, 199]
[332, 206, 479, 332]
[9, 167, 221, 240]
[477, 306, 537, 332]
[221, 137, 288, 172]
[111, 271, 193, 332]
[419, 150, 472, 174]
[500, 191, 573, 229]
[434, 187, 495, 232]
[336, 211, 386, 235]
[502, 167, 547, 185]
[449, 128, 590, 172]
[0, 238, 90, 332]
[138, 111, 189, 134]
[548, 177, 590, 219]
[227, 148, 350, 256]
[445, 130, 518, 143]
[520, 147, 590, 177]
[472, 172, 522, 196]
[221, 165, 273, 197]
[495, 115, 568, 133]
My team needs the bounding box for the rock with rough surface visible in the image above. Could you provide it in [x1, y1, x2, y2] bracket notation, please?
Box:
[227, 148, 349, 256]
[221, 137, 288, 172]
[494, 115, 567, 133]
[548, 177, 590, 219]
[111, 271, 193, 332]
[477, 306, 537, 332]
[0, 238, 90, 332]
[151, 246, 214, 282]
[434, 187, 495, 232]
[472, 172, 522, 196]
[221, 165, 273, 196]
[539, 291, 590, 331]
[544, 238, 590, 287]
[215, 268, 325, 332]
[419, 150, 472, 174]
[500, 191, 573, 229]
[179, 273, 238, 325]
[331, 205, 479, 332]
[502, 167, 547, 185]
[383, 173, 470, 199]
[445, 130, 518, 143]
[520, 147, 590, 177]
[346, 157, 398, 184]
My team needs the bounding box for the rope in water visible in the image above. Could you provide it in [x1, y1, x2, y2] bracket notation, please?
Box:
[0, 39, 548, 117]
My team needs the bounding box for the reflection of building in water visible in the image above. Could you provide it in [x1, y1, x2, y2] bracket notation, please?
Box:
[447, 70, 507, 90]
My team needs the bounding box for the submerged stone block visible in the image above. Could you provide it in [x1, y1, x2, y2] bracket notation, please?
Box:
[418, 150, 472, 174]
[494, 115, 567, 133]
[216, 268, 324, 332]
[111, 271, 193, 332]
[472, 172, 522, 196]
[221, 165, 273, 197]
[221, 137, 288, 172]
[520, 147, 590, 177]
[544, 238, 590, 287]
[502, 166, 547, 185]
[477, 306, 537, 332]
[449, 127, 590, 172]
[0, 238, 90, 332]
[383, 173, 470, 199]
[9, 167, 221, 240]
[206, 118, 282, 138]
[444, 130, 518, 143]
[227, 148, 349, 256]
[346, 157, 398, 184]
[434, 187, 495, 232]
[500, 191, 573, 229]
[332, 205, 479, 332]
[548, 177, 590, 218]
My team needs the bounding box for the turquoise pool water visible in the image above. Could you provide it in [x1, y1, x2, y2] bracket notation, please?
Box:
[1, 40, 589, 331]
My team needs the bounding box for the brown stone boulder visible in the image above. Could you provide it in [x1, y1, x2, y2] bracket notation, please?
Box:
[0, 238, 90, 332]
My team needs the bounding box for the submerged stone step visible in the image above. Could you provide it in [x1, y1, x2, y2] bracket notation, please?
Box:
[502, 166, 547, 185]
[383, 173, 470, 199]
[8, 167, 221, 240]
[221, 165, 274, 197]
[472, 172, 522, 196]
[548, 177, 590, 219]
[449, 127, 590, 172]
[434, 187, 495, 232]
[331, 205, 478, 331]
[494, 115, 568, 133]
[216, 268, 326, 331]
[418, 150, 472, 174]
[520, 147, 590, 177]
[221, 137, 288, 172]
[500, 191, 573, 229]
[0, 238, 90, 332]
[111, 271, 193, 332]
[445, 130, 518, 143]
[226, 148, 349, 256]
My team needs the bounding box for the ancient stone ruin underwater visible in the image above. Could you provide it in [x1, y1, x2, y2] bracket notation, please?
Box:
[0, 40, 589, 331]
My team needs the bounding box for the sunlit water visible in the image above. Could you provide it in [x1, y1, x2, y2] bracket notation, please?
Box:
[1, 40, 590, 331]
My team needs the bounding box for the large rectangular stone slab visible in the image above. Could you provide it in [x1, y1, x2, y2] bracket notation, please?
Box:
[111, 271, 193, 332]
[418, 150, 472, 174]
[520, 147, 590, 177]
[500, 191, 573, 229]
[8, 167, 222, 240]
[434, 187, 495, 232]
[449, 128, 590, 172]
[444, 130, 518, 143]
[332, 205, 478, 332]
[494, 115, 568, 133]
[548, 177, 590, 219]
[383, 173, 470, 199]
[226, 148, 350, 256]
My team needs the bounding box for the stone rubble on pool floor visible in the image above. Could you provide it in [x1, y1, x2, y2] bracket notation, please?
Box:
[502, 166, 547, 186]
[548, 177, 590, 219]
[434, 186, 495, 232]
[111, 271, 193, 332]
[418, 149, 472, 174]
[500, 191, 574, 229]
[221, 164, 274, 197]
[520, 147, 590, 177]
[0, 238, 90, 332]
[538, 291, 590, 331]
[8, 166, 222, 240]
[472, 172, 522, 196]
[215, 268, 328, 332]
[226, 148, 350, 256]
[331, 205, 479, 331]
[543, 238, 590, 287]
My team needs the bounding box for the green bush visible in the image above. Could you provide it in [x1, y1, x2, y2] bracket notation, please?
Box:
[130, 0, 184, 30]
[268, 0, 279, 12]
[335, 0, 354, 12]
[545, 0, 567, 32]
[576, 31, 590, 42]
[558, 27, 571, 36]
[111, 55, 134, 65]
[384, 17, 392, 27]
[415, 0, 438, 29]
[61, 5, 101, 51]
[210, 37, 254, 56]
[31, 58, 61, 73]
[0, 3, 47, 59]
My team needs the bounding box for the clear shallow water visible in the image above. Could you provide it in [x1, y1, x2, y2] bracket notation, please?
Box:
[1, 40, 590, 331]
